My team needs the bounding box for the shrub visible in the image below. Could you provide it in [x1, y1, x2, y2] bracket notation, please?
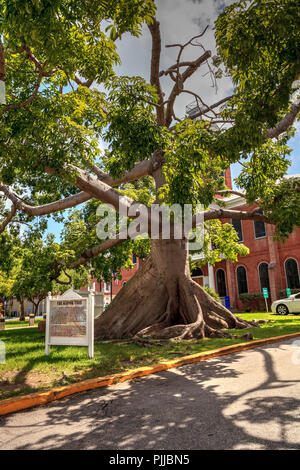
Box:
[239, 292, 270, 312]
[278, 289, 300, 299]
[204, 286, 220, 302]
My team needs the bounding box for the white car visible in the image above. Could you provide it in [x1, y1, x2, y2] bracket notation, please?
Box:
[271, 293, 300, 315]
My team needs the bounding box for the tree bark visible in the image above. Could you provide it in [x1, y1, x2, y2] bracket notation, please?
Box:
[19, 297, 25, 321]
[94, 238, 253, 340]
[94, 154, 254, 341]
[32, 301, 39, 316]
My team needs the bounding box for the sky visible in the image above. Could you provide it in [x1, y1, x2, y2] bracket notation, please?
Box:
[116, 0, 234, 119]
[47, 0, 300, 240]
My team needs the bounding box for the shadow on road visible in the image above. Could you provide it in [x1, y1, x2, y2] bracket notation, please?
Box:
[1, 342, 300, 450]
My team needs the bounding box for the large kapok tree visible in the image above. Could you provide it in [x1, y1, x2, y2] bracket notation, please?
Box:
[0, 0, 300, 340]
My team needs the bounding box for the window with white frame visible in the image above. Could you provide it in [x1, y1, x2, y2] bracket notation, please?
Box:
[285, 258, 300, 289]
[104, 282, 110, 293]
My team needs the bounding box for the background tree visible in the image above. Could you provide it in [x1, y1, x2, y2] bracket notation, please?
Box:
[11, 234, 89, 316]
[0, 229, 89, 318]
[0, 0, 299, 339]
[0, 229, 20, 316]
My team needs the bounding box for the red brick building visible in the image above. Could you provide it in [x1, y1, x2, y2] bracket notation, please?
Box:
[91, 254, 140, 307]
[191, 169, 300, 311]
[96, 168, 300, 312]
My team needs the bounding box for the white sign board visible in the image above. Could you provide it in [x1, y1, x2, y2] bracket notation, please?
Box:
[45, 288, 94, 358]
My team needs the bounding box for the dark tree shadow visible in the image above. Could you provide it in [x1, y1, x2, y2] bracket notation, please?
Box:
[1, 340, 300, 450]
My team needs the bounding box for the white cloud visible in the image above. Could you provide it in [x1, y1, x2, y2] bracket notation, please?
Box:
[113, 0, 298, 162]
[115, 0, 235, 119]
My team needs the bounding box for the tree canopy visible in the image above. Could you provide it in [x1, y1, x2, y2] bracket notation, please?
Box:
[0, 0, 299, 283]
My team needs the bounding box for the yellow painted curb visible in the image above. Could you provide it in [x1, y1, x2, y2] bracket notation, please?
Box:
[1, 331, 300, 417]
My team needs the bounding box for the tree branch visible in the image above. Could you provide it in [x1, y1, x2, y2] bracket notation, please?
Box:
[192, 208, 270, 228]
[63, 166, 136, 213]
[69, 206, 272, 269]
[0, 204, 16, 234]
[266, 99, 300, 139]
[0, 159, 154, 221]
[148, 17, 165, 125]
[0, 186, 91, 216]
[181, 51, 211, 83]
[160, 61, 201, 77]
[88, 159, 153, 186]
[188, 95, 233, 120]
[70, 230, 130, 268]
[50, 165, 152, 224]
[165, 51, 211, 127]
[3, 72, 43, 112]
[2, 46, 58, 112]
[74, 75, 94, 88]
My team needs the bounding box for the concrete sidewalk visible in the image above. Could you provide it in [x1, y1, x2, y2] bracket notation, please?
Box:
[3, 326, 38, 330]
[1, 338, 300, 450]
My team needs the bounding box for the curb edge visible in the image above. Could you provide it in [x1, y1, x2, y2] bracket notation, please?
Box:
[1, 331, 300, 416]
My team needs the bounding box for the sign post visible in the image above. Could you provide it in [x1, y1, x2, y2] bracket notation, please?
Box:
[286, 288, 292, 297]
[263, 288, 269, 312]
[45, 288, 94, 359]
[88, 288, 95, 359]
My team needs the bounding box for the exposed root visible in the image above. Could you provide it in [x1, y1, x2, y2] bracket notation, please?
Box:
[94, 242, 260, 342]
[132, 338, 165, 347]
[134, 276, 206, 341]
[192, 281, 258, 332]
[204, 324, 233, 338]
[203, 310, 230, 330]
[135, 297, 175, 337]
[235, 317, 260, 329]
[242, 332, 254, 340]
[94, 257, 168, 339]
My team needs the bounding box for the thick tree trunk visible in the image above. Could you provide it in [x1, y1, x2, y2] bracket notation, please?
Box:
[19, 297, 25, 321]
[32, 300, 40, 316]
[94, 238, 253, 340]
[94, 153, 255, 341]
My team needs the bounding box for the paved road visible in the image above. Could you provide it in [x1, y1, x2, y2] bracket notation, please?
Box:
[1, 339, 300, 450]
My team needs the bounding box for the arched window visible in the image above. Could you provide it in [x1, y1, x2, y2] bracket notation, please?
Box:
[216, 269, 227, 297]
[191, 267, 203, 278]
[232, 219, 243, 242]
[285, 259, 300, 289]
[237, 266, 248, 295]
[259, 262, 270, 293]
[104, 282, 110, 293]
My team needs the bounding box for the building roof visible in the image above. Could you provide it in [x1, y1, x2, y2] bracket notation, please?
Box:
[217, 174, 300, 209]
[58, 288, 83, 301]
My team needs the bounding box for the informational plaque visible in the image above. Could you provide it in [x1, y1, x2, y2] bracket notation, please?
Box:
[45, 288, 94, 358]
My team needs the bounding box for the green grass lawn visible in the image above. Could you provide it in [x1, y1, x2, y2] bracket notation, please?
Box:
[4, 319, 42, 329]
[0, 312, 300, 401]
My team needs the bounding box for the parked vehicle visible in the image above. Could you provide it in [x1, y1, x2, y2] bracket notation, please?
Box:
[271, 293, 300, 315]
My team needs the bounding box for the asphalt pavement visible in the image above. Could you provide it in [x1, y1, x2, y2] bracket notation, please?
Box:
[1, 338, 300, 450]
